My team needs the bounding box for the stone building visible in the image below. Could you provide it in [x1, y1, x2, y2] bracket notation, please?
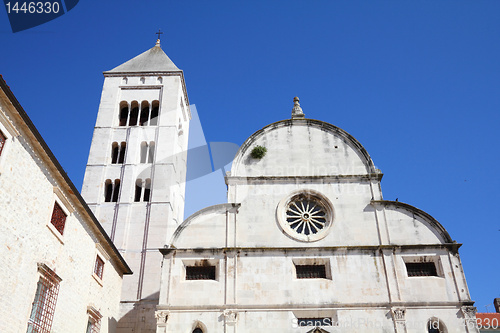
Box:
[0, 77, 132, 333]
[80, 41, 479, 333]
[155, 101, 479, 332]
[81, 40, 190, 332]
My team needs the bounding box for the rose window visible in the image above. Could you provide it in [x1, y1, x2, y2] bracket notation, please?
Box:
[277, 191, 333, 242]
[285, 196, 327, 235]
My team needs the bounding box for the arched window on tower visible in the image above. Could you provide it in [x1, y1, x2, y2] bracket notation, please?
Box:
[148, 142, 155, 163]
[150, 100, 159, 125]
[119, 101, 129, 126]
[134, 178, 152, 202]
[111, 142, 126, 164]
[140, 101, 150, 126]
[140, 141, 155, 163]
[193, 328, 203, 333]
[129, 101, 139, 126]
[104, 179, 120, 202]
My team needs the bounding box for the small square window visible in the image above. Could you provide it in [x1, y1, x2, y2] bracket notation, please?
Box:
[50, 203, 67, 235]
[295, 265, 327, 279]
[406, 262, 438, 277]
[186, 266, 216, 280]
[94, 256, 104, 280]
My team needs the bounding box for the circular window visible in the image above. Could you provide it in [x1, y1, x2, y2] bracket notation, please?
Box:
[277, 190, 333, 242]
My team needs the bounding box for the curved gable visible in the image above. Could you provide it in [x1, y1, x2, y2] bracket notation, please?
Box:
[169, 204, 240, 248]
[230, 119, 377, 177]
[372, 200, 453, 244]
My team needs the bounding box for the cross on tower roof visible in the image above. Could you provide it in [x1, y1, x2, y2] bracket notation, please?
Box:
[155, 29, 163, 46]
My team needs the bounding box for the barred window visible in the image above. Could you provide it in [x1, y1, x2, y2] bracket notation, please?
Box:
[50, 203, 67, 235]
[295, 264, 327, 279]
[406, 262, 438, 277]
[94, 256, 104, 280]
[0, 130, 6, 156]
[86, 307, 102, 333]
[27, 266, 60, 333]
[186, 266, 216, 280]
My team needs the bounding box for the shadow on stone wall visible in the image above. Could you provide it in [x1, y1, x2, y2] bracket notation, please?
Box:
[116, 292, 159, 333]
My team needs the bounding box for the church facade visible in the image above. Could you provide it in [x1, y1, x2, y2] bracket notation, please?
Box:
[81, 42, 479, 333]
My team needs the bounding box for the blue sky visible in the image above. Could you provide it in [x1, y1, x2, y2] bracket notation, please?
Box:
[1, 1, 499, 312]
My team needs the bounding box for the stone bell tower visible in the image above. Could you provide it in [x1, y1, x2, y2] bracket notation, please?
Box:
[81, 38, 191, 332]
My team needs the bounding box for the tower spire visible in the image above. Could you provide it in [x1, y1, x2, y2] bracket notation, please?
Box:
[291, 96, 305, 119]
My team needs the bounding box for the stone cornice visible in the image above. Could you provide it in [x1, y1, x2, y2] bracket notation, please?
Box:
[160, 243, 462, 255]
[157, 300, 474, 311]
[225, 173, 383, 185]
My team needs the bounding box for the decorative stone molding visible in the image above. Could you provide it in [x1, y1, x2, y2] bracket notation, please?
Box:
[461, 306, 477, 320]
[223, 310, 238, 324]
[155, 310, 169, 324]
[392, 308, 406, 321]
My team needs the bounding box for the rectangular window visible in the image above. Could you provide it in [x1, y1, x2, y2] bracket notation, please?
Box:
[186, 266, 216, 280]
[94, 256, 104, 280]
[87, 307, 102, 333]
[297, 318, 333, 326]
[295, 264, 327, 279]
[27, 266, 60, 333]
[406, 262, 438, 277]
[0, 130, 6, 156]
[50, 203, 67, 235]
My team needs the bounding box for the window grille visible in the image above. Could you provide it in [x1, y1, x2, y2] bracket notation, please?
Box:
[295, 264, 327, 279]
[297, 318, 332, 326]
[406, 262, 438, 277]
[94, 256, 104, 280]
[0, 130, 6, 156]
[86, 307, 102, 333]
[27, 269, 60, 333]
[186, 266, 216, 280]
[50, 203, 67, 235]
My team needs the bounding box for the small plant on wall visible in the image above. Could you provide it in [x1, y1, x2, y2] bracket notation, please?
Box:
[251, 145, 267, 159]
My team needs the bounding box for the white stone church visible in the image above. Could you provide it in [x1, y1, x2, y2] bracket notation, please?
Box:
[0, 39, 480, 333]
